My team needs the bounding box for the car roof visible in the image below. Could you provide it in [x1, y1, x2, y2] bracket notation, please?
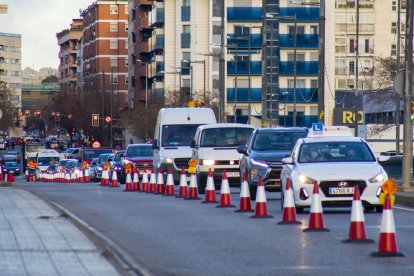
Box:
[301, 136, 364, 143]
[60, 159, 77, 162]
[197, 123, 254, 130]
[256, 127, 307, 133]
[128, 143, 151, 147]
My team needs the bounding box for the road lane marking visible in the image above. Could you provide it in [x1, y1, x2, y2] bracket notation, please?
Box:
[394, 206, 414, 212]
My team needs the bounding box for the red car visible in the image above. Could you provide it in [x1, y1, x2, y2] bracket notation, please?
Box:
[121, 144, 153, 179]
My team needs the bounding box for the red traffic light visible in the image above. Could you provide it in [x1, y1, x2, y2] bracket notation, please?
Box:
[105, 116, 112, 123]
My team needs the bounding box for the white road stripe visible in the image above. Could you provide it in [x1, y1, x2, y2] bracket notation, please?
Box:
[394, 205, 414, 212]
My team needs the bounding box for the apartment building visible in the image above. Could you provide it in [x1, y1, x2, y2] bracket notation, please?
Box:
[0, 32, 22, 109]
[57, 19, 83, 93]
[81, 0, 129, 108]
[0, 4, 7, 14]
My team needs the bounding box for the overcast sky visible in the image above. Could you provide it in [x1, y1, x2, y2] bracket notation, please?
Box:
[0, 0, 93, 70]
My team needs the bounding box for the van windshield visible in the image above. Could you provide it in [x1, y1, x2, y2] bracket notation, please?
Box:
[162, 124, 202, 147]
[37, 156, 59, 166]
[200, 128, 253, 147]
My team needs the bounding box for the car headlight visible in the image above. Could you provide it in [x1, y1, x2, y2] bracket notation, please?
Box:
[98, 167, 103, 171]
[201, 159, 215, 166]
[369, 172, 385, 183]
[114, 166, 121, 171]
[162, 157, 173, 164]
[298, 174, 316, 185]
[251, 158, 269, 168]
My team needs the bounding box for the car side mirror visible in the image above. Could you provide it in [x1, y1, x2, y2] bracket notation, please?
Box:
[378, 155, 390, 163]
[237, 146, 247, 155]
[190, 140, 198, 148]
[152, 139, 159, 150]
[281, 157, 293, 165]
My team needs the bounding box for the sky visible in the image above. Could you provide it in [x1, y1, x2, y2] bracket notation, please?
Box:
[0, 0, 93, 70]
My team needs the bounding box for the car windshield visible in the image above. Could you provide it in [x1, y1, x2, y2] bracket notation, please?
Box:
[298, 141, 376, 163]
[200, 128, 253, 147]
[59, 160, 72, 166]
[5, 162, 18, 167]
[127, 146, 153, 157]
[26, 144, 45, 152]
[114, 152, 125, 161]
[37, 157, 60, 166]
[98, 154, 110, 164]
[83, 149, 113, 160]
[162, 124, 202, 147]
[63, 149, 72, 153]
[253, 131, 307, 151]
[3, 155, 16, 161]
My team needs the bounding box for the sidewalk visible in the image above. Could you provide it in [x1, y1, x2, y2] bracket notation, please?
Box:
[0, 186, 120, 276]
[396, 191, 414, 208]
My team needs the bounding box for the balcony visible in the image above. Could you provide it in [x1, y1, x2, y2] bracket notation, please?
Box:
[181, 33, 191, 48]
[279, 8, 319, 22]
[279, 88, 318, 103]
[279, 61, 318, 75]
[139, 0, 154, 6]
[279, 34, 318, 48]
[155, 34, 164, 50]
[227, 7, 262, 22]
[227, 61, 262, 75]
[181, 6, 190, 21]
[227, 34, 262, 49]
[149, 8, 164, 27]
[156, 61, 164, 76]
[227, 88, 262, 103]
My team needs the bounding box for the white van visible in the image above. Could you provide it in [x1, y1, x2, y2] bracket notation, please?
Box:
[191, 123, 254, 193]
[36, 149, 60, 172]
[153, 108, 217, 181]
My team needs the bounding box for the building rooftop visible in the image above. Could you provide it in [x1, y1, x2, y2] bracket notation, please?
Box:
[0, 32, 21, 38]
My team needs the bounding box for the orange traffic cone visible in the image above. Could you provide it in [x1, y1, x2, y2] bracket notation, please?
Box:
[343, 185, 373, 243]
[177, 168, 188, 198]
[202, 169, 217, 203]
[0, 165, 4, 180]
[79, 170, 84, 183]
[235, 172, 253, 212]
[217, 170, 235, 208]
[278, 178, 301, 225]
[186, 173, 200, 200]
[156, 168, 165, 194]
[24, 169, 29, 180]
[111, 171, 119, 187]
[149, 169, 157, 193]
[7, 173, 15, 183]
[304, 181, 329, 232]
[251, 176, 272, 218]
[132, 171, 140, 191]
[141, 169, 149, 192]
[124, 173, 133, 191]
[371, 194, 404, 257]
[84, 169, 90, 182]
[164, 167, 175, 196]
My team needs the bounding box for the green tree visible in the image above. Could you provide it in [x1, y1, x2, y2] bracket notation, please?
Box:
[0, 81, 18, 130]
[41, 75, 59, 84]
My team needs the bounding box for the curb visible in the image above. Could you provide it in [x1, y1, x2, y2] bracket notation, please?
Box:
[0, 182, 12, 187]
[395, 192, 414, 208]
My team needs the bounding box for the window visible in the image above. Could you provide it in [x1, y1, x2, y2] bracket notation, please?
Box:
[125, 24, 129, 32]
[364, 39, 370, 53]
[110, 40, 118, 49]
[310, 26, 318, 35]
[125, 77, 129, 84]
[213, 0, 222, 17]
[349, 39, 355, 53]
[10, 95, 20, 101]
[183, 25, 191, 33]
[125, 5, 128, 14]
[311, 79, 318, 89]
[183, 0, 191, 6]
[9, 83, 21, 89]
[125, 58, 129, 67]
[182, 52, 190, 62]
[110, 22, 118, 32]
[349, 61, 355, 75]
[288, 79, 306, 89]
[234, 25, 250, 36]
[182, 79, 190, 88]
[111, 75, 118, 84]
[391, 22, 397, 33]
[110, 5, 118, 14]
[11, 59, 20, 64]
[213, 22, 221, 44]
[287, 53, 304, 61]
[125, 40, 128, 49]
[11, 71, 20, 76]
[110, 58, 118, 67]
[391, 44, 397, 56]
[392, 1, 397, 11]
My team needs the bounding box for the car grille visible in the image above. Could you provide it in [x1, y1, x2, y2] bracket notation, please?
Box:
[215, 160, 239, 166]
[174, 158, 191, 169]
[268, 168, 282, 181]
[133, 163, 153, 171]
[267, 161, 283, 168]
[319, 180, 367, 198]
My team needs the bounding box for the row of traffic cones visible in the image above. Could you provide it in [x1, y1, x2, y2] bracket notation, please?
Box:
[37, 170, 91, 183]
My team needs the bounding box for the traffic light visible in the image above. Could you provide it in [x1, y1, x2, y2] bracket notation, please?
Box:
[35, 111, 41, 119]
[55, 112, 60, 122]
[92, 114, 99, 127]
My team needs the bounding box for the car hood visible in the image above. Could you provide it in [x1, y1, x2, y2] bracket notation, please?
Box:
[198, 147, 240, 160]
[296, 162, 384, 179]
[250, 150, 292, 162]
[126, 157, 153, 162]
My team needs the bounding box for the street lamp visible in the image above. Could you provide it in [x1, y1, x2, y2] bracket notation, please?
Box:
[282, 91, 290, 126]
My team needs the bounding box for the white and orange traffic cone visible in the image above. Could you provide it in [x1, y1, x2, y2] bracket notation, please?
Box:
[103, 170, 110, 186]
[277, 178, 301, 225]
[124, 173, 133, 192]
[0, 165, 4, 180]
[235, 172, 253, 212]
[177, 168, 188, 198]
[111, 171, 119, 187]
[79, 170, 84, 183]
[7, 173, 15, 183]
[65, 172, 70, 184]
[164, 167, 175, 196]
[84, 169, 90, 182]
[186, 173, 200, 200]
[132, 171, 140, 191]
[149, 169, 157, 193]
[371, 194, 404, 257]
[343, 185, 373, 243]
[217, 170, 234, 208]
[24, 170, 29, 180]
[304, 181, 329, 232]
[141, 169, 149, 192]
[156, 168, 165, 194]
[202, 169, 217, 203]
[251, 176, 273, 218]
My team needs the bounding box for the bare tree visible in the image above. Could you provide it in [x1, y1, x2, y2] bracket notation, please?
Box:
[0, 81, 18, 130]
[374, 56, 404, 90]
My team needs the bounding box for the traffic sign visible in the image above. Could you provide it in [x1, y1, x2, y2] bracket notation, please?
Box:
[312, 123, 324, 131]
[382, 179, 398, 195]
[92, 141, 101, 148]
[105, 116, 112, 123]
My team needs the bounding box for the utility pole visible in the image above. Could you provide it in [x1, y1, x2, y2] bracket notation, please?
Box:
[110, 69, 113, 148]
[261, 2, 267, 127]
[219, 0, 226, 122]
[353, 0, 360, 137]
[102, 71, 105, 143]
[234, 45, 238, 123]
[293, 17, 297, 127]
[402, 0, 413, 192]
[395, 0, 401, 154]
[248, 31, 252, 123]
[318, 0, 325, 124]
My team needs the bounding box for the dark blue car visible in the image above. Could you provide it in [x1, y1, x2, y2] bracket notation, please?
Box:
[3, 161, 20, 176]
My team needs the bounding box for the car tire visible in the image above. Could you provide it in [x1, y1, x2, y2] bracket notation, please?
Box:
[376, 206, 383, 213]
[364, 206, 375, 212]
[295, 206, 304, 214]
[197, 173, 206, 194]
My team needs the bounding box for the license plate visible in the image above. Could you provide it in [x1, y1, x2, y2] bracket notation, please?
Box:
[329, 187, 354, 195]
[226, 172, 240, 178]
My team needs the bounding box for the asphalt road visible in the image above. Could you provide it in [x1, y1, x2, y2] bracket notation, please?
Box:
[15, 178, 414, 276]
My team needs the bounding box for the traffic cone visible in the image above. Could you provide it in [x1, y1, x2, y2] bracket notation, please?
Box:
[202, 169, 217, 203]
[251, 176, 272, 218]
[277, 178, 301, 225]
[141, 169, 149, 192]
[65, 172, 70, 184]
[156, 168, 165, 194]
[111, 171, 119, 187]
[176, 168, 188, 198]
[100, 170, 105, 186]
[217, 170, 235, 208]
[84, 169, 90, 182]
[24, 170, 28, 180]
[235, 172, 253, 212]
[186, 174, 200, 200]
[7, 173, 14, 183]
[370, 194, 404, 257]
[103, 170, 110, 186]
[164, 167, 175, 196]
[304, 181, 329, 232]
[149, 169, 157, 193]
[0, 165, 4, 180]
[79, 170, 84, 183]
[132, 171, 140, 191]
[343, 185, 373, 243]
[124, 173, 133, 191]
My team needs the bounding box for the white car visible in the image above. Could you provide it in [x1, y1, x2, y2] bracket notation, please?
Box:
[280, 125, 388, 213]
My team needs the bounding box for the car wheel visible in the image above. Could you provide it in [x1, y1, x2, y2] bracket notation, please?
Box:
[197, 173, 206, 194]
[295, 206, 304, 214]
[376, 206, 383, 213]
[364, 206, 375, 212]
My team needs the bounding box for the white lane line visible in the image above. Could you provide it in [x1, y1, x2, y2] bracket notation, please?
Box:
[394, 205, 414, 212]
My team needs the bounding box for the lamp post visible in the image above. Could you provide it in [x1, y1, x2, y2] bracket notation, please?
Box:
[182, 59, 207, 103]
[137, 59, 149, 140]
[282, 91, 289, 126]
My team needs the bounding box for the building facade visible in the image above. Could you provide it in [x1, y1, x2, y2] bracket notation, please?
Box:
[0, 32, 22, 109]
[57, 19, 83, 93]
[81, 0, 129, 108]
